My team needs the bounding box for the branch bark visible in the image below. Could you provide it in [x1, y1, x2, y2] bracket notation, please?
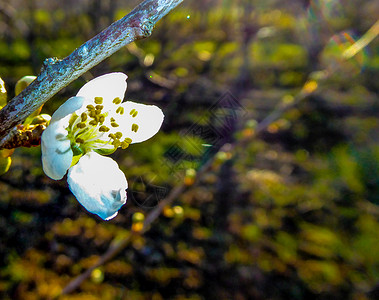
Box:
[0, 0, 183, 147]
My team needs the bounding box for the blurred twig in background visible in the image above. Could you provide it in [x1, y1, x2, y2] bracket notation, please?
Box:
[342, 19, 379, 60]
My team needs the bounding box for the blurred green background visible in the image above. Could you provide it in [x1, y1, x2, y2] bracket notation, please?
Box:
[1, 0, 379, 299]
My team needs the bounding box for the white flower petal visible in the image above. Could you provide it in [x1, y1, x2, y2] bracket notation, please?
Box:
[67, 152, 128, 220]
[41, 120, 73, 180]
[76, 73, 128, 106]
[41, 97, 83, 179]
[51, 96, 85, 122]
[118, 101, 164, 144]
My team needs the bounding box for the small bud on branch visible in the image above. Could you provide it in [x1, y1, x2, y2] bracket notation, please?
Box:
[0, 124, 47, 149]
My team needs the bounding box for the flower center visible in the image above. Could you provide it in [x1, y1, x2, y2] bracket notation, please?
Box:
[66, 96, 133, 154]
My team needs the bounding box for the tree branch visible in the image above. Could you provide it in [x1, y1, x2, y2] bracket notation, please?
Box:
[0, 0, 183, 147]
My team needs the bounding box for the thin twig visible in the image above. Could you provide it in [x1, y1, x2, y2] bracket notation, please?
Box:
[342, 19, 379, 59]
[0, 0, 183, 147]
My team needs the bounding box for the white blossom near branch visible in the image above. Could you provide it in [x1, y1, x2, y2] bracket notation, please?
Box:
[41, 73, 164, 220]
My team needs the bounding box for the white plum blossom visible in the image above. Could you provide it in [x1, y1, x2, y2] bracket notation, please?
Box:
[41, 73, 164, 220]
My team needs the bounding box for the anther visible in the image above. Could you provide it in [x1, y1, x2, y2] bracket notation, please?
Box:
[116, 107, 124, 115]
[86, 104, 95, 111]
[130, 109, 135, 115]
[110, 117, 115, 122]
[115, 132, 123, 139]
[89, 111, 96, 118]
[89, 120, 98, 126]
[95, 115, 105, 123]
[132, 111, 138, 117]
[95, 109, 101, 115]
[99, 125, 110, 132]
[131, 123, 139, 132]
[124, 137, 132, 144]
[121, 141, 130, 149]
[108, 133, 116, 139]
[81, 113, 88, 122]
[76, 137, 85, 144]
[113, 97, 122, 104]
[94, 97, 103, 104]
[77, 122, 86, 129]
[95, 105, 103, 110]
[111, 122, 119, 127]
[113, 139, 121, 148]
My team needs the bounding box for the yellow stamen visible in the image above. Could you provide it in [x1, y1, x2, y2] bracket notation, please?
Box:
[131, 123, 139, 132]
[116, 107, 124, 115]
[115, 132, 123, 139]
[113, 139, 121, 148]
[108, 133, 116, 139]
[89, 120, 98, 126]
[94, 115, 102, 123]
[81, 113, 87, 122]
[95, 105, 104, 110]
[98, 115, 105, 124]
[130, 109, 135, 115]
[99, 125, 110, 132]
[111, 122, 119, 127]
[77, 122, 86, 129]
[121, 141, 129, 149]
[76, 137, 85, 144]
[113, 97, 122, 104]
[86, 104, 95, 111]
[94, 97, 103, 104]
[132, 111, 138, 117]
[124, 137, 132, 144]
